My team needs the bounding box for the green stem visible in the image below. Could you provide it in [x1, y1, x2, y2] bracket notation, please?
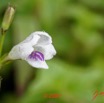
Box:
[0, 30, 6, 57]
[0, 55, 11, 68]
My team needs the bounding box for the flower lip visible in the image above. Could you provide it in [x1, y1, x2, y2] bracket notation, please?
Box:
[28, 51, 44, 61]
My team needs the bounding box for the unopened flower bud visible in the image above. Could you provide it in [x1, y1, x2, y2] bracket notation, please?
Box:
[1, 5, 15, 31]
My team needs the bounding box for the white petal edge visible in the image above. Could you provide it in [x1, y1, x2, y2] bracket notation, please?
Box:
[33, 31, 52, 45]
[21, 31, 52, 46]
[21, 33, 40, 46]
[8, 43, 34, 60]
[34, 44, 56, 60]
[26, 58, 48, 69]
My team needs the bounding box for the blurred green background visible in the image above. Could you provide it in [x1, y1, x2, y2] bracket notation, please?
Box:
[0, 0, 104, 103]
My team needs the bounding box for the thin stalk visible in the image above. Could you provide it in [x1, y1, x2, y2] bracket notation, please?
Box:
[0, 30, 6, 57]
[0, 55, 11, 68]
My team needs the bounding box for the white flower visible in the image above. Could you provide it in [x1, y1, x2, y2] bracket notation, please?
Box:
[8, 31, 56, 69]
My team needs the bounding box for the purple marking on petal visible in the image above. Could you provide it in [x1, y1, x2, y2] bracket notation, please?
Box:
[29, 51, 44, 61]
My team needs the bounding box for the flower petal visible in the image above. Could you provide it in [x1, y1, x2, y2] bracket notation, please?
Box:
[26, 58, 48, 69]
[21, 31, 52, 46]
[21, 33, 40, 46]
[8, 43, 34, 60]
[34, 44, 56, 60]
[33, 31, 52, 45]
